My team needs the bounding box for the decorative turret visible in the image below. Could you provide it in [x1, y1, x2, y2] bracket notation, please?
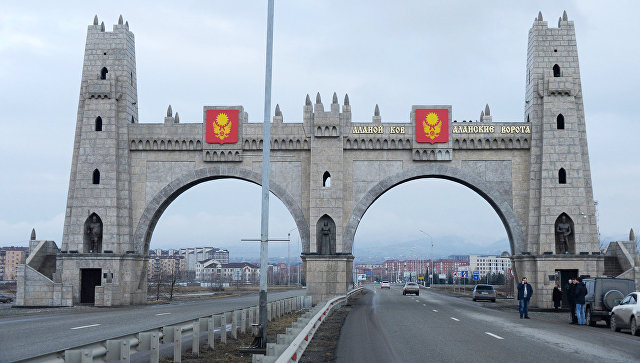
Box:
[631, 228, 635, 241]
[481, 104, 492, 122]
[30, 228, 36, 241]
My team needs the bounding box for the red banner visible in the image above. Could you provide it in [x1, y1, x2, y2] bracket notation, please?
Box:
[415, 109, 449, 144]
[206, 109, 239, 144]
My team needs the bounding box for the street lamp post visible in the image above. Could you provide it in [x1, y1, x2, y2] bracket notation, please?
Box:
[419, 230, 434, 286]
[287, 227, 297, 287]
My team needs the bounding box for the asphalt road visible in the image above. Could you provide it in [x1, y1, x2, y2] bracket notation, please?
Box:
[337, 285, 639, 362]
[0, 289, 305, 362]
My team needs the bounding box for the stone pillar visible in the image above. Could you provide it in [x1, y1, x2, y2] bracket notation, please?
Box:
[303, 254, 354, 304]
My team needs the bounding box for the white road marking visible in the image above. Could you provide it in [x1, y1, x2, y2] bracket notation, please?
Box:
[432, 309, 438, 312]
[450, 317, 460, 321]
[71, 323, 100, 330]
[485, 332, 504, 340]
[423, 304, 426, 306]
[156, 312, 171, 316]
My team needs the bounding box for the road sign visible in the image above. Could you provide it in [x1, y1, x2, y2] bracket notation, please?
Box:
[461, 270, 469, 278]
[472, 271, 480, 281]
[418, 276, 424, 280]
[357, 274, 367, 281]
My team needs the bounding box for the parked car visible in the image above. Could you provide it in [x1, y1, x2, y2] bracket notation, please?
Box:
[0, 294, 13, 303]
[610, 292, 640, 336]
[380, 281, 391, 289]
[584, 277, 635, 326]
[472, 284, 496, 302]
[403, 282, 420, 296]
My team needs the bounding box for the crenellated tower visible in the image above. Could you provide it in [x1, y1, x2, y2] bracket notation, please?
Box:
[62, 15, 138, 254]
[524, 11, 599, 255]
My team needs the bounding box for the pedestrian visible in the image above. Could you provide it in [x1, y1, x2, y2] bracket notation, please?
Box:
[574, 277, 588, 325]
[566, 278, 577, 324]
[552, 284, 562, 311]
[517, 277, 533, 319]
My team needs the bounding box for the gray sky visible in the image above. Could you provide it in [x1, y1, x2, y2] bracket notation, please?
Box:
[1, 1, 638, 260]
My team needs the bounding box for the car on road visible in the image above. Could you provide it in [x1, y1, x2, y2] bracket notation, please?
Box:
[380, 281, 391, 289]
[0, 294, 13, 303]
[610, 291, 640, 336]
[584, 277, 635, 327]
[472, 284, 496, 302]
[403, 282, 420, 296]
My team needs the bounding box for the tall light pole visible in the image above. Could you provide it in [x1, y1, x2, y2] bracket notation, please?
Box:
[257, 0, 275, 348]
[419, 230, 434, 286]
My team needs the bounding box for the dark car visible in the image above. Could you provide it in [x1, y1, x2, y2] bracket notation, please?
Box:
[584, 277, 635, 327]
[472, 284, 496, 302]
[0, 294, 13, 303]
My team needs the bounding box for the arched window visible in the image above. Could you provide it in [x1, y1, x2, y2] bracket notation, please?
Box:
[526, 114, 530, 123]
[559, 168, 566, 184]
[553, 64, 561, 77]
[322, 171, 331, 187]
[92, 169, 100, 185]
[131, 116, 135, 124]
[100, 67, 108, 80]
[556, 114, 565, 129]
[95, 116, 102, 131]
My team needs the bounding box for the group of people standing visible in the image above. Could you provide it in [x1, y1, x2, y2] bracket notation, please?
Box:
[563, 277, 588, 325]
[518, 276, 588, 325]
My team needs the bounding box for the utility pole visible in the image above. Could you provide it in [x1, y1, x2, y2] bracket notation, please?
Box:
[257, 0, 274, 349]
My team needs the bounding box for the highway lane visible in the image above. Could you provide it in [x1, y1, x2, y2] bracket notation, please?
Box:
[0, 289, 305, 362]
[337, 285, 639, 362]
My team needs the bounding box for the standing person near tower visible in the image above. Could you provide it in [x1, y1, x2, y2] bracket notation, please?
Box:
[574, 277, 588, 325]
[566, 278, 577, 324]
[517, 277, 533, 319]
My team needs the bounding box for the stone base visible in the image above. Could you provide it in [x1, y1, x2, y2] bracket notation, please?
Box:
[58, 254, 148, 306]
[513, 254, 604, 308]
[303, 254, 354, 304]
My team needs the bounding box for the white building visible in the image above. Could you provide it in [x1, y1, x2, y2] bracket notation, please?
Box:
[468, 255, 512, 277]
[179, 247, 230, 271]
[196, 259, 258, 283]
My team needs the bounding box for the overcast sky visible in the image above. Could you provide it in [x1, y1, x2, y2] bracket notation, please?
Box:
[1, 1, 638, 260]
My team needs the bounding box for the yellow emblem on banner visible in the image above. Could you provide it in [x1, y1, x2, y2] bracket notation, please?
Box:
[423, 112, 442, 140]
[213, 113, 232, 140]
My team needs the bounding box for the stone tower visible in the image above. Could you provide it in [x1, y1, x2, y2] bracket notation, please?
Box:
[524, 11, 599, 255]
[62, 15, 138, 254]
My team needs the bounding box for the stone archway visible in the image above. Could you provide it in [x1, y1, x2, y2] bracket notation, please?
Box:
[343, 164, 525, 255]
[133, 166, 310, 255]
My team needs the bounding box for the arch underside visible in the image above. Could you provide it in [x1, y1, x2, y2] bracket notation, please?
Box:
[344, 164, 525, 255]
[133, 166, 310, 255]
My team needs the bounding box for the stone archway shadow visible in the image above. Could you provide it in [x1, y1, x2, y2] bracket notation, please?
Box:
[133, 166, 310, 255]
[343, 164, 525, 255]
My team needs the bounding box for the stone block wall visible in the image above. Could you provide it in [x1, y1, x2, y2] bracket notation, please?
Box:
[15, 265, 72, 306]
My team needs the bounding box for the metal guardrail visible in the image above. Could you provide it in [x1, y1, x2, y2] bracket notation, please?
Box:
[21, 295, 307, 363]
[253, 287, 364, 363]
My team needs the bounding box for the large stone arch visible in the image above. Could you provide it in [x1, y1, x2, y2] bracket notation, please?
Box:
[343, 164, 525, 255]
[133, 166, 310, 255]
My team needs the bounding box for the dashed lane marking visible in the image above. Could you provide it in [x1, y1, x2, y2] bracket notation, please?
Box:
[156, 312, 171, 316]
[432, 309, 438, 312]
[71, 324, 100, 330]
[423, 304, 426, 306]
[485, 332, 504, 340]
[450, 317, 460, 321]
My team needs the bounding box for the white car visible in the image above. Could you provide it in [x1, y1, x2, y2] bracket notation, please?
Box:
[610, 291, 640, 336]
[380, 281, 391, 289]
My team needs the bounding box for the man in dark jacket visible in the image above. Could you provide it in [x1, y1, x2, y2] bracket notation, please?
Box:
[566, 278, 577, 324]
[517, 277, 534, 319]
[574, 277, 588, 325]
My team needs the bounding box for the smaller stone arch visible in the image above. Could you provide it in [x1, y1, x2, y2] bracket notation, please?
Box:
[100, 67, 108, 80]
[331, 126, 338, 136]
[553, 64, 561, 77]
[289, 139, 294, 149]
[252, 140, 257, 149]
[244, 140, 250, 149]
[95, 116, 102, 131]
[323, 171, 331, 187]
[130, 140, 136, 149]
[559, 168, 567, 184]
[454, 139, 460, 148]
[296, 140, 301, 149]
[167, 140, 173, 149]
[188, 140, 194, 150]
[274, 139, 279, 149]
[324, 126, 330, 136]
[375, 139, 381, 149]
[316, 214, 336, 255]
[160, 140, 165, 150]
[390, 139, 396, 149]
[316, 126, 322, 135]
[368, 139, 373, 149]
[92, 169, 100, 185]
[557, 114, 565, 129]
[555, 213, 575, 254]
[196, 140, 202, 149]
[462, 139, 467, 149]
[414, 150, 420, 159]
[346, 139, 352, 148]
[383, 139, 388, 149]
